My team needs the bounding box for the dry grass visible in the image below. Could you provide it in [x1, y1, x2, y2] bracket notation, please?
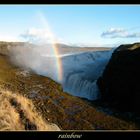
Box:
[0, 88, 60, 131]
[0, 92, 24, 130]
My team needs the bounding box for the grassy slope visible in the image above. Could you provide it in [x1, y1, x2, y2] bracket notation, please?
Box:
[0, 42, 138, 130]
[0, 88, 60, 131]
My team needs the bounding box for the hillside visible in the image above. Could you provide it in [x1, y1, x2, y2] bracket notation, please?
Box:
[0, 41, 138, 130]
[0, 88, 60, 130]
[97, 43, 140, 119]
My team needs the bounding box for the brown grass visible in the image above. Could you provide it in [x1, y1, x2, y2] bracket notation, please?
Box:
[0, 88, 60, 131]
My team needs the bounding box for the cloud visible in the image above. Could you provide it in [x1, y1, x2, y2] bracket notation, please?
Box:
[20, 27, 72, 46]
[101, 28, 125, 37]
[20, 12, 65, 45]
[20, 11, 58, 45]
[20, 28, 57, 44]
[101, 27, 140, 38]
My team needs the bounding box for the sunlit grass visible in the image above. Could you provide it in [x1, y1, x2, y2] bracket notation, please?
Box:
[0, 88, 60, 130]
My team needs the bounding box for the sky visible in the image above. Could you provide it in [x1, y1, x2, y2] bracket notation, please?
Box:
[0, 5, 140, 47]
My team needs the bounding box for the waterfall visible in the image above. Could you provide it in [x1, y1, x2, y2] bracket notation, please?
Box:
[61, 50, 113, 100]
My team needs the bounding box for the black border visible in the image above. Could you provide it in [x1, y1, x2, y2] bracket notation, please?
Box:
[1, 131, 140, 139]
[0, 2, 140, 140]
[0, 0, 140, 4]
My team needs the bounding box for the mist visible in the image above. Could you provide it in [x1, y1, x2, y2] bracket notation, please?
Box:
[9, 43, 61, 83]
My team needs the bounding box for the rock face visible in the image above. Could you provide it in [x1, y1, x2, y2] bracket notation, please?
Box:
[97, 43, 140, 113]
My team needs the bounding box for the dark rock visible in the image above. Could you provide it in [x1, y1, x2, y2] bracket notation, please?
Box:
[97, 43, 140, 114]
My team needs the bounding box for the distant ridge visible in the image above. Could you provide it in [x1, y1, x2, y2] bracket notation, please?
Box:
[0, 41, 112, 56]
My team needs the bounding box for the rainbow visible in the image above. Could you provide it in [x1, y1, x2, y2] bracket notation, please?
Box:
[38, 12, 63, 83]
[51, 43, 63, 82]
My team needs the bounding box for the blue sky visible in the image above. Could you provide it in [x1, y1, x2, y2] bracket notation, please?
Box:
[0, 5, 140, 47]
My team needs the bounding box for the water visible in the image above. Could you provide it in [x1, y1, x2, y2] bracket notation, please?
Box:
[61, 50, 113, 100]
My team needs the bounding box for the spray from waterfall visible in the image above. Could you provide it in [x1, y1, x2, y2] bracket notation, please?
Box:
[9, 12, 63, 83]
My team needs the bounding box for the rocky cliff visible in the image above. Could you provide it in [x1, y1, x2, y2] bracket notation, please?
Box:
[97, 43, 140, 114]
